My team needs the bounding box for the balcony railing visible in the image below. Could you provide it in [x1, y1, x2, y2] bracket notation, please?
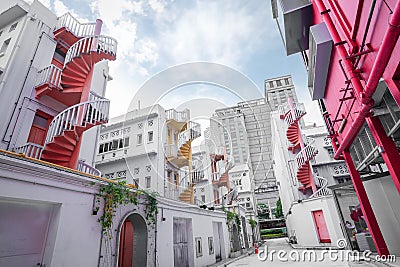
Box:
[35, 64, 62, 88]
[14, 142, 44, 159]
[279, 102, 306, 125]
[77, 159, 101, 176]
[64, 35, 118, 67]
[310, 176, 331, 198]
[45, 99, 110, 145]
[56, 12, 96, 37]
[295, 139, 318, 170]
[165, 109, 189, 122]
[177, 121, 201, 148]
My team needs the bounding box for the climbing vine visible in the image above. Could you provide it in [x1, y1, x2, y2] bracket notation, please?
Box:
[223, 206, 241, 233]
[96, 181, 159, 233]
[97, 180, 138, 232]
[144, 191, 159, 225]
[249, 218, 256, 230]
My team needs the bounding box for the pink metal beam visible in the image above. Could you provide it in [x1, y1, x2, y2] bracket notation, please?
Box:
[332, 0, 400, 159]
[366, 116, 400, 194]
[343, 150, 389, 256]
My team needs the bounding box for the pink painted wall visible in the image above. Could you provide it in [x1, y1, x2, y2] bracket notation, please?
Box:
[311, 0, 400, 140]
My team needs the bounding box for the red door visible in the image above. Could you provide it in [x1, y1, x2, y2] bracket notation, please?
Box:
[118, 219, 134, 267]
[27, 112, 52, 145]
[312, 210, 331, 243]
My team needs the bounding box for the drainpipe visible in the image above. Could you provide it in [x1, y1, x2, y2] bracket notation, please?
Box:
[314, 0, 400, 159]
[333, 0, 400, 159]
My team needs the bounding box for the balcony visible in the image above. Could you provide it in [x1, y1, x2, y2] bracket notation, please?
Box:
[77, 159, 101, 176]
[278, 0, 313, 55]
[54, 12, 97, 46]
[308, 23, 333, 100]
[165, 109, 189, 129]
[14, 142, 44, 159]
[34, 64, 63, 99]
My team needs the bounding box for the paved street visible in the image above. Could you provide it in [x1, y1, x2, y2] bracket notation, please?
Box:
[228, 238, 376, 267]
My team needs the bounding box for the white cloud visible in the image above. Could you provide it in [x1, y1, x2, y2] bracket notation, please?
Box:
[149, 0, 165, 14]
[156, 1, 275, 69]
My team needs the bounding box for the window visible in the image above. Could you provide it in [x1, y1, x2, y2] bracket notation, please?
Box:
[122, 137, 128, 147]
[276, 80, 282, 86]
[112, 140, 118, 150]
[138, 122, 143, 129]
[9, 22, 18, 32]
[137, 134, 142, 145]
[201, 195, 206, 203]
[99, 144, 104, 153]
[145, 176, 151, 188]
[146, 165, 151, 172]
[0, 38, 11, 55]
[148, 131, 154, 142]
[269, 81, 274, 88]
[134, 168, 139, 175]
[284, 78, 289, 85]
[104, 143, 109, 152]
[148, 120, 153, 126]
[195, 237, 203, 257]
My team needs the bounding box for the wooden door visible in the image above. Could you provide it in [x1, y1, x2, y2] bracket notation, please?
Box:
[27, 113, 51, 145]
[312, 210, 331, 243]
[118, 219, 134, 267]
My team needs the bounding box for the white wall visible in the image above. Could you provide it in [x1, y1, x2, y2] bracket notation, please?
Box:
[364, 175, 400, 255]
[0, 155, 103, 267]
[287, 197, 344, 247]
[156, 199, 230, 267]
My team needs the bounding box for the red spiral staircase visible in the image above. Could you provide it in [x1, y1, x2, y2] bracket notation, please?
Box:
[280, 103, 318, 192]
[32, 14, 117, 169]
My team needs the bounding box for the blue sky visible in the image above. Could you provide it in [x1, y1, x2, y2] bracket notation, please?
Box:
[35, 0, 324, 126]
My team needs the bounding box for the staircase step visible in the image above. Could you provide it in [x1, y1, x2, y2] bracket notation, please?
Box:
[63, 130, 79, 144]
[61, 73, 86, 83]
[43, 143, 73, 156]
[41, 152, 71, 162]
[68, 58, 91, 75]
[52, 136, 76, 150]
[62, 66, 87, 79]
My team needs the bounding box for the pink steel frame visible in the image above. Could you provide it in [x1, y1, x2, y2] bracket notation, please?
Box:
[313, 0, 400, 256]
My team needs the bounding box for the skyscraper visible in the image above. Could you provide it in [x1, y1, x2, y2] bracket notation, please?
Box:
[210, 75, 298, 214]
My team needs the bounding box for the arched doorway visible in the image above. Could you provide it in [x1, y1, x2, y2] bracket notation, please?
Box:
[118, 213, 148, 267]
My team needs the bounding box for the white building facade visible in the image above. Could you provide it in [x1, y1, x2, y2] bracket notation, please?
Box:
[271, 101, 346, 247]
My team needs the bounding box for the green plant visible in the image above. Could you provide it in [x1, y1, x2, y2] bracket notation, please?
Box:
[144, 191, 158, 225]
[97, 180, 138, 232]
[276, 198, 283, 218]
[235, 214, 241, 233]
[249, 218, 256, 230]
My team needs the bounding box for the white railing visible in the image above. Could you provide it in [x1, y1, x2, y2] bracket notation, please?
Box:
[77, 159, 101, 176]
[35, 64, 62, 88]
[295, 138, 318, 170]
[56, 12, 96, 37]
[280, 103, 306, 125]
[165, 109, 190, 122]
[14, 142, 44, 159]
[45, 99, 110, 145]
[211, 172, 220, 182]
[165, 143, 178, 157]
[89, 91, 107, 102]
[310, 176, 331, 198]
[65, 35, 118, 67]
[177, 121, 201, 148]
